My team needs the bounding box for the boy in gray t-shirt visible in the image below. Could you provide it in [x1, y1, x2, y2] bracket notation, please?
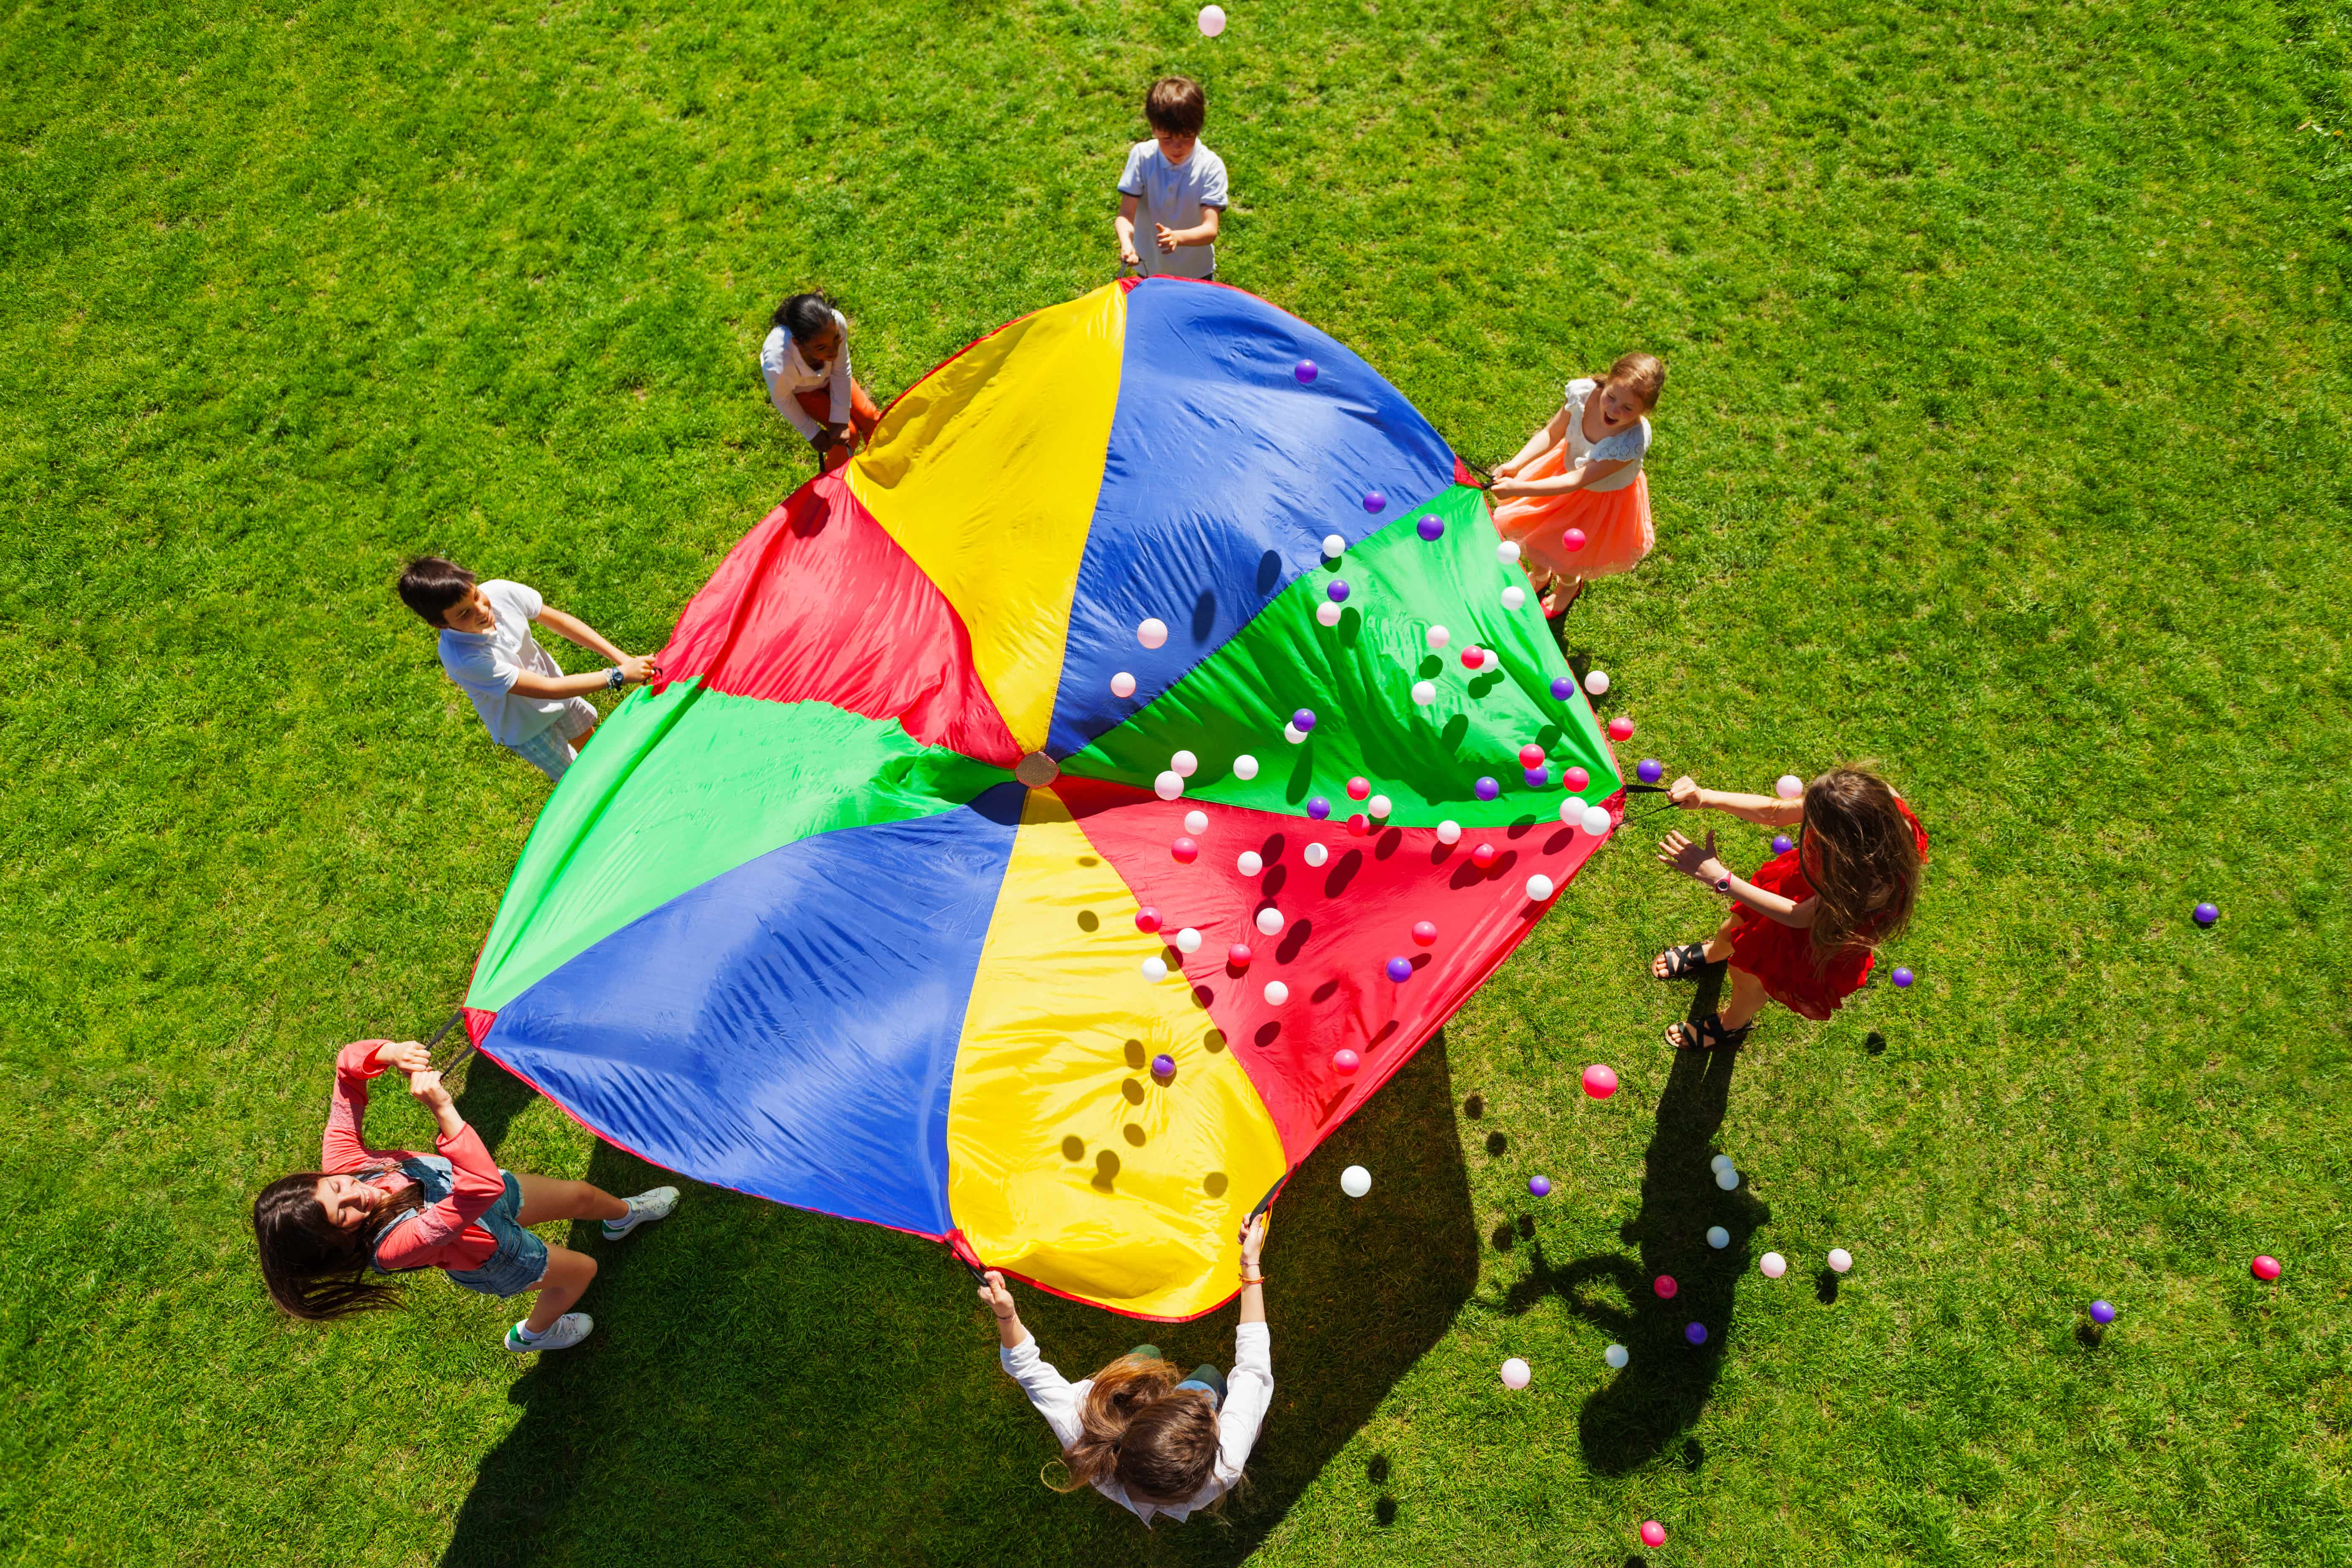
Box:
[1115, 77, 1228, 281]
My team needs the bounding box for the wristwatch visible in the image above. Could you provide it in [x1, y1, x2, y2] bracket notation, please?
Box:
[1714, 874, 1733, 893]
[606, 666, 626, 690]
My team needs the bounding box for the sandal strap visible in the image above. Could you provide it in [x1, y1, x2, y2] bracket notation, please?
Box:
[1658, 943, 1709, 977]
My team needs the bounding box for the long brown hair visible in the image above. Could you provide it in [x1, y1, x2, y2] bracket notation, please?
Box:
[1799, 767, 1923, 961]
[253, 1170, 427, 1321]
[1050, 1352, 1224, 1506]
[1594, 351, 1666, 409]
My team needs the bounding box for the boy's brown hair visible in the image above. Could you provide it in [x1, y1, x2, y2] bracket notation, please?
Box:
[1145, 77, 1207, 137]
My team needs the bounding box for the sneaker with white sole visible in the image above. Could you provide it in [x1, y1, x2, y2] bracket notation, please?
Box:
[505, 1312, 593, 1353]
[602, 1186, 679, 1241]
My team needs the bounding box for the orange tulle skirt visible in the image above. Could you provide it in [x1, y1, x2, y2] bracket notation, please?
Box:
[1491, 451, 1653, 582]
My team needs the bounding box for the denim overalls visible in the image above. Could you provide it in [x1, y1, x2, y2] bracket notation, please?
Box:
[369, 1154, 549, 1299]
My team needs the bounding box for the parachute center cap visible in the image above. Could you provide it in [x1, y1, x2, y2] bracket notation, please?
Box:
[1015, 752, 1060, 788]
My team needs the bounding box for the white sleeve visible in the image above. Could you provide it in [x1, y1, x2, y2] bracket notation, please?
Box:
[827, 309, 852, 427]
[1117, 143, 1148, 197]
[1199, 152, 1229, 209]
[999, 1333, 1086, 1451]
[492, 580, 543, 624]
[439, 637, 517, 700]
[762, 330, 824, 439]
[1212, 1320, 1273, 1489]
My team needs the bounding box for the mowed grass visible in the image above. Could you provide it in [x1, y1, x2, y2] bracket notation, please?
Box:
[3, 0, 2349, 1563]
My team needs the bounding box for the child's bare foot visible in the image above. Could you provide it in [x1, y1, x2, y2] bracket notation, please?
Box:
[1651, 943, 1710, 980]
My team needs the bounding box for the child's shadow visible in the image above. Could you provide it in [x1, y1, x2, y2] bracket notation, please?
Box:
[1502, 1013, 1768, 1476]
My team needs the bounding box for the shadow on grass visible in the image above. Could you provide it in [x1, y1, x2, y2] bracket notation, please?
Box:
[1501, 970, 1769, 1477]
[438, 1035, 1476, 1566]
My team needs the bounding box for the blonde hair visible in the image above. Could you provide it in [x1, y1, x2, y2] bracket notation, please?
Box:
[1599, 351, 1666, 409]
[1049, 1352, 1224, 1506]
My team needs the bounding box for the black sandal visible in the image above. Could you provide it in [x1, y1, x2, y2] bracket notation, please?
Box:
[1653, 943, 1710, 980]
[1667, 1014, 1752, 1052]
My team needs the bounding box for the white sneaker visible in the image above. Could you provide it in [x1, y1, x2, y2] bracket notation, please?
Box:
[506, 1312, 593, 1353]
[602, 1186, 679, 1241]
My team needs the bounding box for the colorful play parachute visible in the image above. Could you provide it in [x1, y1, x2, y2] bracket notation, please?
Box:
[460, 278, 1622, 1318]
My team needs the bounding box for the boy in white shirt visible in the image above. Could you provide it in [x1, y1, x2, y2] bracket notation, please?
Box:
[397, 557, 658, 783]
[760, 293, 881, 472]
[1115, 77, 1229, 281]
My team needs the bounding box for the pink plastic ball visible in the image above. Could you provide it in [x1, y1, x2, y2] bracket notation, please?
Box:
[1460, 647, 1483, 670]
[1346, 776, 1371, 801]
[1347, 812, 1371, 836]
[1581, 1063, 1618, 1100]
[1332, 1048, 1362, 1074]
[1653, 1274, 1678, 1300]
[1228, 943, 1252, 967]
[1411, 920, 1439, 946]
[1170, 837, 1199, 863]
[1135, 908, 1162, 934]
[1640, 1521, 1666, 1549]
[1607, 716, 1635, 742]
[1563, 527, 1588, 553]
[1471, 843, 1498, 868]
[1518, 743, 1545, 769]
[1563, 765, 1589, 792]
[2252, 1254, 2282, 1281]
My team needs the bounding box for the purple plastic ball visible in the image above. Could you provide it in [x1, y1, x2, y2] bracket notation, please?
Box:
[1416, 514, 1444, 542]
[1772, 834, 1794, 855]
[1327, 579, 1350, 603]
[1292, 708, 1317, 733]
[1891, 967, 1915, 988]
[1528, 1175, 1552, 1198]
[1474, 776, 1500, 802]
[2089, 1300, 2116, 1325]
[2193, 901, 2219, 927]
[1306, 796, 1331, 820]
[1294, 359, 1319, 385]
[1684, 1322, 1708, 1346]
[1550, 677, 1574, 701]
[1362, 490, 1387, 514]
[1524, 767, 1549, 789]
[1385, 956, 1413, 983]
[1637, 758, 1664, 784]
[1151, 1053, 1176, 1078]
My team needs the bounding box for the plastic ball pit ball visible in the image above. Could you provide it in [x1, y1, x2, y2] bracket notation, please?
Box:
[1332, 1048, 1361, 1074]
[1284, 724, 1305, 745]
[1685, 1322, 1708, 1346]
[1470, 843, 1498, 869]
[1710, 1154, 1734, 1175]
[1154, 771, 1184, 801]
[1110, 671, 1137, 698]
[1264, 980, 1291, 1006]
[1369, 794, 1392, 819]
[1198, 4, 1227, 35]
[1340, 1164, 1371, 1197]
[1584, 668, 1611, 696]
[1294, 359, 1318, 385]
[1141, 957, 1169, 983]
[1528, 1175, 1552, 1197]
[1525, 874, 1556, 901]
[1237, 851, 1263, 876]
[1707, 1225, 1730, 1249]
[1427, 625, 1452, 651]
[1306, 796, 1331, 820]
[1524, 767, 1549, 789]
[1436, 820, 1462, 845]
[1137, 618, 1168, 649]
[1362, 490, 1387, 513]
[1581, 1063, 1619, 1099]
[1581, 806, 1612, 836]
[1171, 749, 1198, 778]
[1641, 1522, 1667, 1549]
[1417, 514, 1445, 542]
[1326, 579, 1350, 603]
[1828, 1248, 1854, 1274]
[1255, 908, 1285, 936]
[1135, 909, 1162, 934]
[1607, 716, 1635, 743]
[1228, 943, 1252, 967]
[1292, 708, 1317, 733]
[1474, 776, 1501, 802]
[1174, 927, 1202, 954]
[1759, 1251, 1788, 1279]
[1499, 1357, 1531, 1390]
[1233, 754, 1259, 781]
[1496, 540, 1522, 565]
[1170, 837, 1199, 864]
[2252, 1255, 2282, 1281]
[1564, 766, 1589, 792]
[1776, 774, 1805, 799]
[1501, 585, 1527, 611]
[1184, 809, 1208, 834]
[1519, 743, 1546, 769]
[1638, 758, 1664, 784]
[1551, 676, 1575, 700]
[1315, 601, 1343, 627]
[2195, 901, 2220, 926]
[1891, 967, 1915, 988]
[1604, 1343, 1629, 1369]
[1412, 920, 1439, 946]
[1772, 834, 1795, 855]
[1460, 647, 1484, 670]
[1563, 527, 1588, 552]
[1346, 776, 1371, 801]
[1715, 1168, 1740, 1191]
[2089, 1300, 2116, 1325]
[1386, 956, 1413, 983]
[1153, 1052, 1176, 1077]
[1654, 1274, 1679, 1300]
[1411, 680, 1436, 705]
[1321, 533, 1346, 558]
[1304, 843, 1329, 867]
[1346, 813, 1371, 837]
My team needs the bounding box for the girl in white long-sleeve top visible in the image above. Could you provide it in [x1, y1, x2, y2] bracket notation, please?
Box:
[978, 1215, 1272, 1524]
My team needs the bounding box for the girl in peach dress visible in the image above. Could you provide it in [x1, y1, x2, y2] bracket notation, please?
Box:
[1489, 352, 1665, 615]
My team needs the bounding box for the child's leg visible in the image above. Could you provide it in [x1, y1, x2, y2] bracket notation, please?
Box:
[520, 1243, 598, 1334]
[847, 379, 882, 444]
[515, 1173, 629, 1227]
[1652, 908, 1745, 979]
[1718, 966, 1768, 1029]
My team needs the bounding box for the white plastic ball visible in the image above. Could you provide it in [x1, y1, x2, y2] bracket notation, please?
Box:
[1197, 3, 1226, 35]
[1706, 1225, 1730, 1250]
[1411, 680, 1436, 706]
[1525, 874, 1555, 901]
[1604, 1343, 1630, 1369]
[1496, 541, 1522, 565]
[1137, 618, 1168, 649]
[1256, 907, 1284, 936]
[1426, 625, 1451, 651]
[1828, 1248, 1854, 1274]
[1715, 1168, 1740, 1191]
[1759, 1251, 1788, 1279]
[1265, 980, 1291, 1006]
[1304, 842, 1328, 867]
[1110, 671, 1137, 698]
[1436, 820, 1462, 845]
[1237, 851, 1263, 876]
[1777, 774, 1806, 800]
[1233, 753, 1259, 781]
[1315, 601, 1343, 627]
[1368, 794, 1391, 819]
[1581, 805, 1612, 836]
[1558, 798, 1582, 825]
[1710, 1154, 1735, 1175]
[1339, 1163, 1370, 1198]
[1171, 750, 1198, 778]
[1322, 534, 1346, 558]
[1501, 585, 1527, 611]
[1499, 1357, 1531, 1390]
[1473, 647, 1498, 671]
[1583, 668, 1610, 696]
[1141, 956, 1169, 983]
[1284, 723, 1306, 745]
[1184, 810, 1209, 835]
[1154, 771, 1184, 801]
[1175, 927, 1202, 954]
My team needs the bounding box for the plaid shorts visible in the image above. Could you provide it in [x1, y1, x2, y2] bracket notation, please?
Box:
[506, 697, 598, 781]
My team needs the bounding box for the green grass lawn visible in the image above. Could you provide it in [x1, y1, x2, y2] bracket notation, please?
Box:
[4, 0, 2349, 1562]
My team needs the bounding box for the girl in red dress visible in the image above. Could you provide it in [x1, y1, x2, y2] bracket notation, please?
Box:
[1648, 767, 1926, 1049]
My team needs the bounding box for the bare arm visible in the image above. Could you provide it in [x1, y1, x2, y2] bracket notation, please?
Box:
[979, 1270, 1030, 1350]
[1115, 194, 1142, 267]
[1155, 207, 1221, 251]
[534, 606, 627, 664]
[1493, 405, 1568, 480]
[1657, 828, 1819, 928]
[1490, 454, 1633, 499]
[1667, 775, 1804, 828]
[1236, 1211, 1267, 1326]
[505, 608, 656, 698]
